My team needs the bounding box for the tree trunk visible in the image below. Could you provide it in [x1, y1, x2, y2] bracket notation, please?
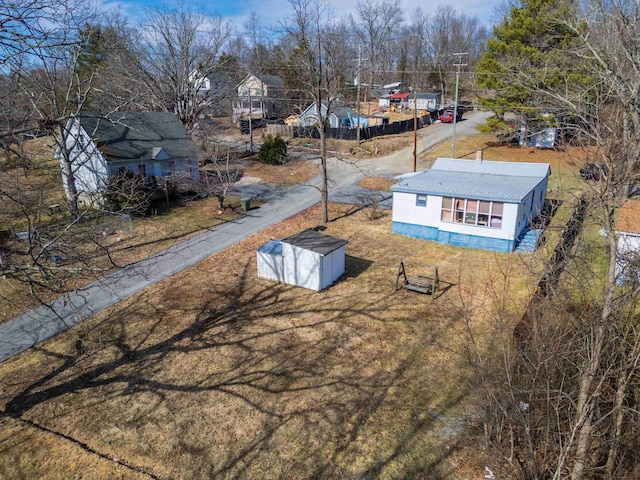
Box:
[58, 124, 80, 218]
[571, 208, 617, 480]
[319, 125, 328, 224]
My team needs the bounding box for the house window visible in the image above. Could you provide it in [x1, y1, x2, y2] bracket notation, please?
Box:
[441, 196, 453, 222]
[416, 194, 427, 207]
[441, 196, 504, 229]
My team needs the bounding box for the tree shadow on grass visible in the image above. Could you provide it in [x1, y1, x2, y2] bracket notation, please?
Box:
[0, 258, 469, 478]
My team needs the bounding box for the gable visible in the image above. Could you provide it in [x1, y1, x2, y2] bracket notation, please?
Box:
[78, 112, 198, 162]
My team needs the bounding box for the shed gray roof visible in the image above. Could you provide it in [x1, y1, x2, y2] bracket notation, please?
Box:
[78, 112, 198, 162]
[281, 229, 348, 255]
[391, 157, 551, 203]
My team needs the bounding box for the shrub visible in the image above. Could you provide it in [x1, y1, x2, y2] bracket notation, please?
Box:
[104, 169, 151, 215]
[259, 135, 287, 165]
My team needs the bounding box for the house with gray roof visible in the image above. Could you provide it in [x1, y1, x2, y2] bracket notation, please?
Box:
[61, 112, 200, 206]
[390, 152, 551, 252]
[232, 73, 285, 122]
[299, 101, 367, 129]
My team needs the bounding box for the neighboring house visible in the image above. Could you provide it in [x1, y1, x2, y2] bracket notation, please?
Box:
[191, 70, 234, 117]
[378, 94, 391, 108]
[299, 101, 366, 129]
[615, 199, 640, 283]
[256, 229, 348, 291]
[389, 92, 411, 109]
[232, 73, 284, 122]
[61, 112, 200, 206]
[391, 152, 551, 252]
[407, 92, 442, 112]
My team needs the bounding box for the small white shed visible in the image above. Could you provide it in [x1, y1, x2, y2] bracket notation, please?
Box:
[256, 229, 348, 291]
[256, 240, 285, 283]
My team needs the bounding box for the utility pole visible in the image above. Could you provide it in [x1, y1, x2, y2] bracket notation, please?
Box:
[356, 45, 362, 145]
[413, 89, 417, 172]
[451, 52, 468, 158]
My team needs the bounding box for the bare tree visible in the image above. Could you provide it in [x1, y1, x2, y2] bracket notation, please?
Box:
[120, 4, 233, 133]
[425, 6, 487, 100]
[1, 0, 105, 218]
[0, 1, 142, 319]
[350, 0, 403, 96]
[198, 141, 241, 210]
[285, 0, 344, 224]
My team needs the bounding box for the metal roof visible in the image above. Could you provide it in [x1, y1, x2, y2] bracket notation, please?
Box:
[257, 239, 283, 256]
[432, 157, 550, 177]
[391, 157, 551, 203]
[281, 229, 348, 255]
[78, 112, 198, 162]
[414, 93, 441, 100]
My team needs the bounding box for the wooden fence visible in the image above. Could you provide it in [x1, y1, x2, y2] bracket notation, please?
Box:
[268, 114, 433, 141]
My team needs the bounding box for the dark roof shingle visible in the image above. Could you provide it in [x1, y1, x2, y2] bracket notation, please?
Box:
[281, 229, 348, 255]
[78, 112, 198, 162]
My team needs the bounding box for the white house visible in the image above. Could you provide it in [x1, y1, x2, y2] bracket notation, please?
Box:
[257, 229, 348, 291]
[60, 112, 200, 206]
[391, 153, 551, 252]
[407, 92, 442, 111]
[615, 199, 640, 283]
[232, 73, 284, 122]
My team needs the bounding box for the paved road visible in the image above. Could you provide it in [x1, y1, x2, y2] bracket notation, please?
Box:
[0, 111, 491, 362]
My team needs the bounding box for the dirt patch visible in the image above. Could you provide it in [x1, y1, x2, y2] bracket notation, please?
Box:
[357, 177, 397, 192]
[241, 156, 318, 185]
[0, 202, 553, 479]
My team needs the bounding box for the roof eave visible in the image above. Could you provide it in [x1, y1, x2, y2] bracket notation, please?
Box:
[391, 188, 523, 203]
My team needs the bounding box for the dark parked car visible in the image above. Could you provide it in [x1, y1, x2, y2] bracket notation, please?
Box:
[580, 163, 609, 181]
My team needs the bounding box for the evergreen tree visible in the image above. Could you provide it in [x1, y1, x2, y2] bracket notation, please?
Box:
[477, 0, 582, 120]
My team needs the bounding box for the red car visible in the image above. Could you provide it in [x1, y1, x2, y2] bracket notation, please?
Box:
[439, 108, 463, 123]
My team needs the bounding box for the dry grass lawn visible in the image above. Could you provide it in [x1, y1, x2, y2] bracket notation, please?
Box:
[242, 157, 319, 185]
[357, 177, 397, 191]
[0, 202, 560, 479]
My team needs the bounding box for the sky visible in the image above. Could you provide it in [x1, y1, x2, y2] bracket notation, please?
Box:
[97, 0, 504, 34]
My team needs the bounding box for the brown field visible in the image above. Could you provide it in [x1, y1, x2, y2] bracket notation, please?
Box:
[357, 177, 397, 191]
[241, 156, 318, 185]
[0, 200, 568, 479]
